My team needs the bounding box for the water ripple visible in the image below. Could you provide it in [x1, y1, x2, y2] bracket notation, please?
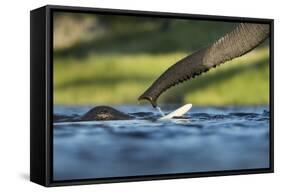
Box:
[53, 105, 270, 180]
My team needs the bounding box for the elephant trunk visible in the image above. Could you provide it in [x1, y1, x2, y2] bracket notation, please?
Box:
[138, 23, 270, 107]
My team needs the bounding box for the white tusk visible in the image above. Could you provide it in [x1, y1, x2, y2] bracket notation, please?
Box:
[159, 104, 192, 120]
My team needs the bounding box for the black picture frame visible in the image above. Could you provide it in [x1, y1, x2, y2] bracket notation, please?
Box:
[30, 4, 274, 187]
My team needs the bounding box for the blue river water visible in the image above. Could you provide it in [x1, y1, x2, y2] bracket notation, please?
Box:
[53, 105, 270, 181]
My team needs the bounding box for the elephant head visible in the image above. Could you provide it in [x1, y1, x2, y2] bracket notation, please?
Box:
[138, 23, 270, 107]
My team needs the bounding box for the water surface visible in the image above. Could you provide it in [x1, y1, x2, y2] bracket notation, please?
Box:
[53, 105, 269, 180]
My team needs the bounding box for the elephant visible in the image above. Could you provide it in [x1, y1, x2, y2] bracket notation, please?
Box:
[54, 106, 133, 122]
[138, 23, 270, 107]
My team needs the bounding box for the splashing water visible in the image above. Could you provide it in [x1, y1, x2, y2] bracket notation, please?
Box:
[156, 106, 165, 117]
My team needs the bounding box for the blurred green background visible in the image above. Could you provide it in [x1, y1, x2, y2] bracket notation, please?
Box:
[53, 12, 269, 106]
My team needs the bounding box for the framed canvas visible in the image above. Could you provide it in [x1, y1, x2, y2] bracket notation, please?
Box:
[30, 5, 274, 187]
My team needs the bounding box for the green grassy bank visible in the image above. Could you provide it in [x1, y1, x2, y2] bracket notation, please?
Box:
[54, 47, 269, 106]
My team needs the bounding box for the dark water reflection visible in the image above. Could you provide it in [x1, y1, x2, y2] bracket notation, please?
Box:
[53, 105, 270, 181]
